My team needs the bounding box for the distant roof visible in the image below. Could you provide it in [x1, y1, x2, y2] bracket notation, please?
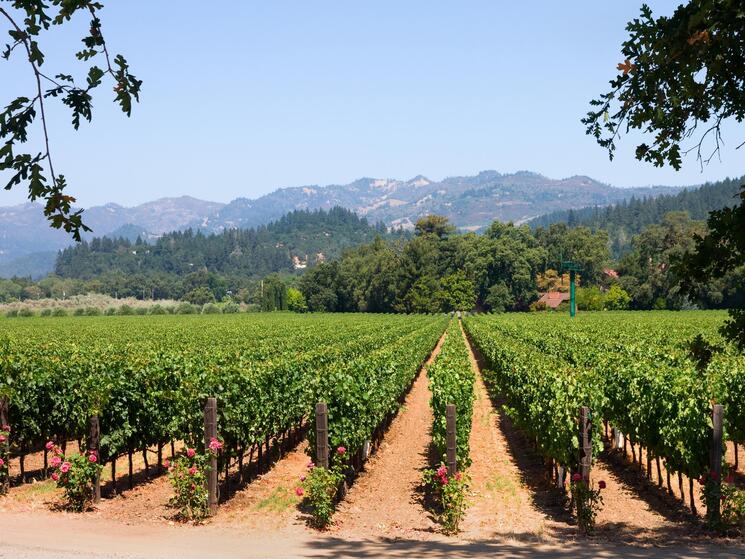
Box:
[537, 291, 570, 309]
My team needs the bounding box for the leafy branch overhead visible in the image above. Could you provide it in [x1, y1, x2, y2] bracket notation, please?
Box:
[583, 1, 745, 170]
[0, 0, 141, 240]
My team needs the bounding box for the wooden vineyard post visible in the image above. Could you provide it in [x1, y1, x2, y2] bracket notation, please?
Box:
[708, 404, 724, 523]
[87, 415, 101, 503]
[204, 397, 218, 516]
[446, 404, 457, 476]
[0, 396, 9, 495]
[578, 407, 592, 483]
[315, 402, 329, 469]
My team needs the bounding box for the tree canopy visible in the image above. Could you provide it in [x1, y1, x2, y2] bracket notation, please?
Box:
[584, 1, 745, 170]
[1, 1, 141, 239]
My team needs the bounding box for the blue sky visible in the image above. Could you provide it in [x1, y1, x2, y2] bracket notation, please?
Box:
[2, 1, 743, 207]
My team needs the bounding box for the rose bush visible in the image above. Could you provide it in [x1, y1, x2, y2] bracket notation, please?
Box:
[48, 442, 103, 512]
[423, 463, 470, 534]
[570, 474, 605, 535]
[0, 424, 9, 495]
[168, 438, 223, 522]
[298, 447, 347, 529]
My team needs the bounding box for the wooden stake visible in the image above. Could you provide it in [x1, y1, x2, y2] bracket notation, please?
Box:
[204, 397, 218, 515]
[315, 402, 329, 469]
[678, 472, 684, 505]
[735, 442, 739, 471]
[656, 456, 663, 487]
[578, 407, 592, 483]
[87, 415, 101, 503]
[708, 404, 724, 523]
[111, 459, 117, 496]
[446, 404, 457, 476]
[689, 477, 696, 515]
[0, 396, 8, 495]
[128, 449, 133, 489]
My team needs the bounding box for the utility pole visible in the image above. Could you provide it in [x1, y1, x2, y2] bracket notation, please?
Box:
[561, 260, 581, 318]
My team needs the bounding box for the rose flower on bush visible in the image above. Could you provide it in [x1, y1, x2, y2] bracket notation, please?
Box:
[47, 441, 103, 512]
[168, 437, 223, 522]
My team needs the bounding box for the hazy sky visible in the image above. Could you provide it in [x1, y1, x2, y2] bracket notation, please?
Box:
[2, 1, 743, 208]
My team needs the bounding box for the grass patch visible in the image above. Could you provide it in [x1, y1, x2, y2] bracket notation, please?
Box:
[486, 474, 517, 497]
[255, 486, 296, 513]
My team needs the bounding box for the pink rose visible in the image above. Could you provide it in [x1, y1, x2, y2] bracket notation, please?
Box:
[598, 480, 606, 490]
[191, 483, 196, 491]
[208, 437, 223, 452]
[60, 462, 71, 473]
[45, 441, 54, 451]
[186, 448, 196, 458]
[295, 487, 304, 496]
[455, 472, 462, 481]
[88, 453, 97, 463]
[0, 458, 4, 467]
[1, 424, 9, 432]
[336, 446, 346, 456]
[50, 456, 62, 468]
[571, 473, 582, 482]
[307, 461, 315, 469]
[0, 435, 5, 443]
[188, 466, 198, 476]
[299, 475, 306, 482]
[436, 465, 447, 477]
[163, 459, 170, 469]
[51, 472, 59, 481]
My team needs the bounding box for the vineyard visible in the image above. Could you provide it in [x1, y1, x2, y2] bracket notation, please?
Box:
[0, 313, 445, 491]
[463, 310, 744, 518]
[1, 310, 744, 545]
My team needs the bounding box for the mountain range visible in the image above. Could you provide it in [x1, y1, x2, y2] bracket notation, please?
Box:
[0, 170, 684, 278]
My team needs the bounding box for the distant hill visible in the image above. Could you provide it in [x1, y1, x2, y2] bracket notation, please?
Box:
[0, 170, 684, 278]
[0, 196, 223, 263]
[55, 207, 398, 281]
[196, 171, 681, 233]
[529, 176, 744, 255]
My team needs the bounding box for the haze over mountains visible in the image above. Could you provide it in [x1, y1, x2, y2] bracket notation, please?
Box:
[1, 170, 685, 278]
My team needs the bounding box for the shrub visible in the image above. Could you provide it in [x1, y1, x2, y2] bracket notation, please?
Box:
[183, 287, 215, 306]
[299, 446, 348, 528]
[84, 307, 101, 316]
[0, 424, 10, 494]
[221, 301, 240, 314]
[52, 308, 68, 317]
[117, 304, 134, 316]
[104, 307, 117, 316]
[135, 306, 148, 315]
[570, 474, 605, 535]
[149, 304, 167, 315]
[176, 302, 197, 315]
[73, 307, 86, 316]
[40, 308, 52, 317]
[17, 308, 35, 317]
[47, 442, 103, 512]
[201, 303, 222, 315]
[423, 463, 469, 535]
[604, 285, 631, 310]
[168, 438, 223, 522]
[5, 309, 18, 318]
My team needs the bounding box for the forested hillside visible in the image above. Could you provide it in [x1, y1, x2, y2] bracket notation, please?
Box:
[51, 208, 397, 300]
[529, 177, 743, 255]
